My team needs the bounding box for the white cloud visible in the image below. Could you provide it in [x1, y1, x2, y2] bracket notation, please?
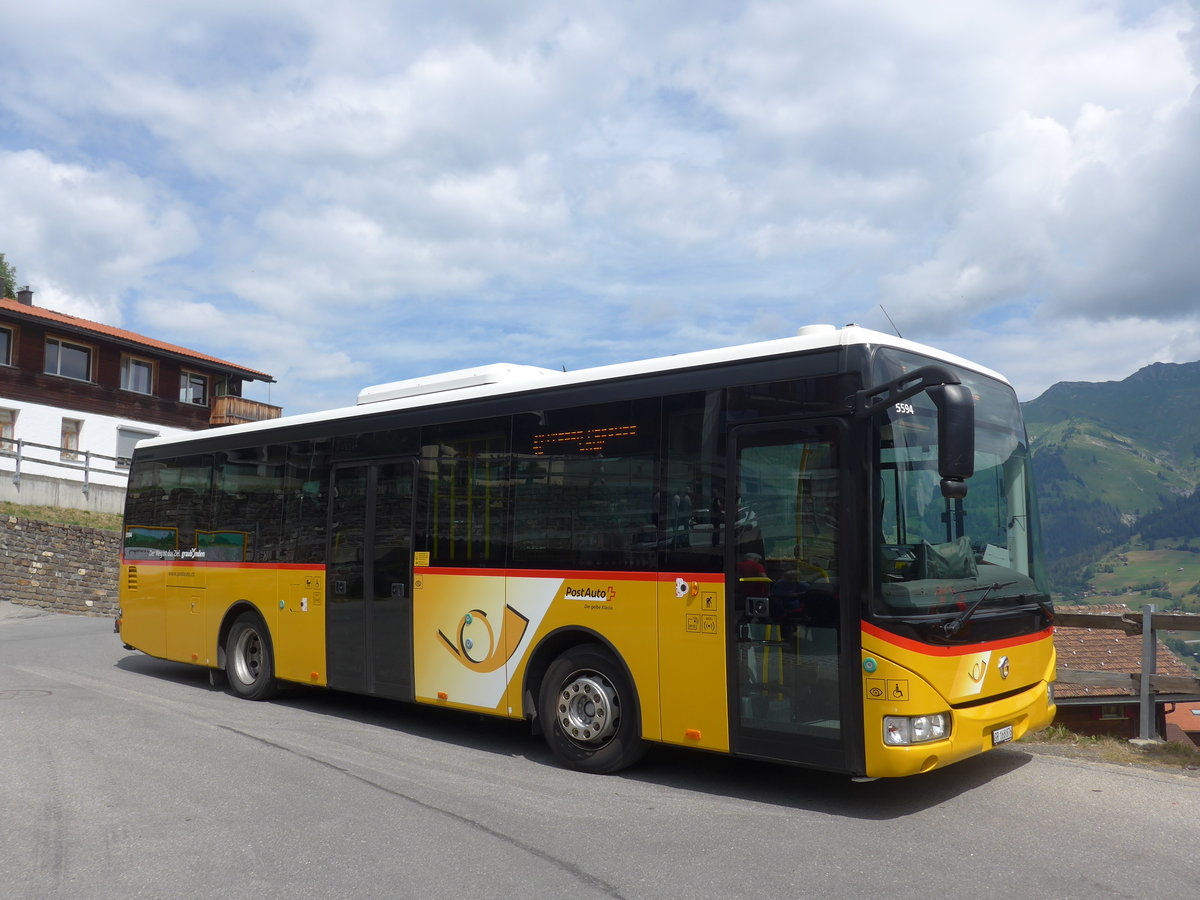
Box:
[0, 150, 196, 323]
[1, 1, 1198, 415]
[933, 313, 1200, 402]
[591, 161, 743, 245]
[880, 3, 1198, 327]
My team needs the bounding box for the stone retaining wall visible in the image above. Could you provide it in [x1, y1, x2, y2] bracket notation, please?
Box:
[0, 516, 120, 616]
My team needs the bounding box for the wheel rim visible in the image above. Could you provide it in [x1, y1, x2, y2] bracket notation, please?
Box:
[231, 627, 263, 686]
[557, 670, 620, 748]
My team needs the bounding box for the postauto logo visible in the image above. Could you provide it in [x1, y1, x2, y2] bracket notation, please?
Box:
[564, 585, 616, 602]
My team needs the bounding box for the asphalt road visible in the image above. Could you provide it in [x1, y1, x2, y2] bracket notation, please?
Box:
[2, 602, 1198, 899]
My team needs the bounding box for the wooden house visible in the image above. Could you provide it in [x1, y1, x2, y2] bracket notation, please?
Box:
[1, 286, 280, 512]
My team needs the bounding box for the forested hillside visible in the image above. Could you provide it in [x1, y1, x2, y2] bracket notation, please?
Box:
[1022, 360, 1200, 597]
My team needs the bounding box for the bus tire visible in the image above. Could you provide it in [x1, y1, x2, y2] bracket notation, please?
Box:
[225, 613, 280, 701]
[539, 644, 647, 774]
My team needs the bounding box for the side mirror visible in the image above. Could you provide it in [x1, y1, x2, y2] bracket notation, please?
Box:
[928, 384, 974, 499]
[853, 367, 976, 500]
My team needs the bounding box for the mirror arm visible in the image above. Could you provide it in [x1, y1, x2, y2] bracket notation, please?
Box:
[852, 365, 962, 418]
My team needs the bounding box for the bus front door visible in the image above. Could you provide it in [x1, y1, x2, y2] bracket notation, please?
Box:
[326, 460, 416, 699]
[728, 422, 850, 771]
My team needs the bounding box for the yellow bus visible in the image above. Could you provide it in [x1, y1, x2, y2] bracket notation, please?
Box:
[117, 324, 1055, 778]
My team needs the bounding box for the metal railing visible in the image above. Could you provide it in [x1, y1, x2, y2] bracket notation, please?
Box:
[0, 435, 127, 495]
[1055, 605, 1200, 741]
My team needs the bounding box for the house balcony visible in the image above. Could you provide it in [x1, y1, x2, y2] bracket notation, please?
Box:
[210, 395, 283, 427]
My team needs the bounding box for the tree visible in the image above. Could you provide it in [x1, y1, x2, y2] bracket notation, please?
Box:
[0, 253, 16, 299]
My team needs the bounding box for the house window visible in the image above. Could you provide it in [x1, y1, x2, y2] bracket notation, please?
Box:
[61, 418, 82, 460]
[121, 356, 154, 395]
[180, 372, 208, 406]
[214, 374, 242, 398]
[45, 337, 93, 381]
[0, 325, 12, 366]
[1099, 704, 1130, 720]
[0, 409, 15, 454]
[116, 426, 158, 467]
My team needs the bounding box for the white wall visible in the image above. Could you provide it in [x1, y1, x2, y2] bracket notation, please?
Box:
[0, 471, 128, 514]
[0, 396, 196, 499]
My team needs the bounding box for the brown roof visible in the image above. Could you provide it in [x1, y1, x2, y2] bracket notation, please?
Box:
[1165, 701, 1200, 738]
[0, 297, 273, 382]
[1054, 604, 1195, 699]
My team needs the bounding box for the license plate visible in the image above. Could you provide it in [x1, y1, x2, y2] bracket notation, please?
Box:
[992, 724, 1014, 746]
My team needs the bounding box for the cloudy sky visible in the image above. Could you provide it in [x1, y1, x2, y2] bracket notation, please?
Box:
[2, 0, 1198, 414]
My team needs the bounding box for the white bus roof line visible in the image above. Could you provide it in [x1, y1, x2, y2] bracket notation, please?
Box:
[136, 324, 1008, 450]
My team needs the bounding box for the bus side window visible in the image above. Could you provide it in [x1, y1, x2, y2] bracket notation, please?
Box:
[511, 399, 658, 572]
[419, 417, 510, 568]
[159, 454, 214, 552]
[283, 440, 332, 564]
[214, 445, 286, 562]
[662, 391, 724, 574]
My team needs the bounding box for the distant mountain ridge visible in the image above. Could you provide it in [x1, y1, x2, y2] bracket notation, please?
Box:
[1021, 360, 1200, 594]
[1024, 360, 1200, 468]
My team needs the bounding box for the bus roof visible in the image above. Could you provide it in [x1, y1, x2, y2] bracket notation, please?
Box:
[134, 324, 1008, 451]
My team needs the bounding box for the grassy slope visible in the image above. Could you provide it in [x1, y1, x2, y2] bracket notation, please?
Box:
[1089, 545, 1200, 604]
[1021, 725, 1200, 774]
[1022, 361, 1200, 480]
[0, 501, 122, 532]
[1027, 419, 1193, 515]
[1081, 540, 1200, 674]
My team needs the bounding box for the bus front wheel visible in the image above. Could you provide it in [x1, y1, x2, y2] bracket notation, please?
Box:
[539, 644, 647, 774]
[225, 613, 280, 701]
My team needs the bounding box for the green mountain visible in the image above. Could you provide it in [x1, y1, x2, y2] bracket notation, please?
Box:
[1021, 361, 1200, 594]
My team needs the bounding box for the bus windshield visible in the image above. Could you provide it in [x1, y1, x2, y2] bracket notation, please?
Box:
[871, 351, 1048, 622]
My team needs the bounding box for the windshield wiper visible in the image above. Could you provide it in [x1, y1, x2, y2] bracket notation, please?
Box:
[940, 581, 1017, 637]
[1032, 596, 1055, 622]
[1003, 594, 1055, 623]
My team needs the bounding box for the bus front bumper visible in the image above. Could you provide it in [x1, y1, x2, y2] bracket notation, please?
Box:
[863, 681, 1056, 778]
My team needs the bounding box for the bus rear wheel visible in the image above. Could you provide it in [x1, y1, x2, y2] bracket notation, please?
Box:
[225, 613, 280, 701]
[539, 644, 647, 774]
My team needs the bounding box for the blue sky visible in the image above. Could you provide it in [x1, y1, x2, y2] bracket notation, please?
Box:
[2, 0, 1199, 414]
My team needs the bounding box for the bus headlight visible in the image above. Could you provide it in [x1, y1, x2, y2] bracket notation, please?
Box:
[884, 713, 950, 746]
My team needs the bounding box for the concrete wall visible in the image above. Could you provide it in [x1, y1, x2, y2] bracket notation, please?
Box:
[0, 470, 127, 515]
[0, 516, 120, 616]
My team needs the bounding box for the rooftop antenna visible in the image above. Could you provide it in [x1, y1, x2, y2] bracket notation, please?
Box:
[879, 304, 903, 339]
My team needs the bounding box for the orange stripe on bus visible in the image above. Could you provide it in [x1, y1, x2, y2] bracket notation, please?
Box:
[862, 621, 1053, 657]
